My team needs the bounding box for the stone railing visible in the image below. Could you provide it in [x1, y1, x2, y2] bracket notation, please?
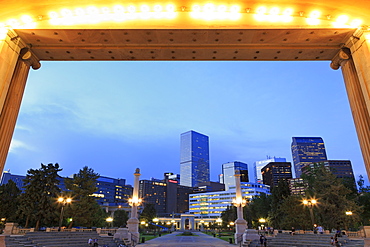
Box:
[3, 223, 103, 235]
[96, 228, 118, 236]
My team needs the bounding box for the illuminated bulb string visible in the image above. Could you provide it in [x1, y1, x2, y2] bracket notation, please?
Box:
[0, 4, 364, 29]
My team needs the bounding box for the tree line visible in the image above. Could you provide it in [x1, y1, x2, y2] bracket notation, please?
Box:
[0, 163, 128, 230]
[222, 164, 370, 231]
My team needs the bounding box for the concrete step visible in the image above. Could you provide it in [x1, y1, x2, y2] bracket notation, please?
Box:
[5, 232, 124, 247]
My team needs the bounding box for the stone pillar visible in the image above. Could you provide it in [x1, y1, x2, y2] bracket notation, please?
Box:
[331, 32, 370, 180]
[0, 28, 40, 175]
[127, 168, 141, 245]
[233, 172, 247, 244]
[3, 222, 18, 235]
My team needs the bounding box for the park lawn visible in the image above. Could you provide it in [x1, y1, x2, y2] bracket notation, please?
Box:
[140, 232, 170, 242]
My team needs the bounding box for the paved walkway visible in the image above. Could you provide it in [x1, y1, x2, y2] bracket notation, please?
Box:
[139, 232, 236, 247]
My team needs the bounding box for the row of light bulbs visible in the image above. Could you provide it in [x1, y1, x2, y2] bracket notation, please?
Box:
[0, 3, 364, 29]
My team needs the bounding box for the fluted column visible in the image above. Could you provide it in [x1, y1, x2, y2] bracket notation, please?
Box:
[234, 172, 247, 244]
[331, 38, 370, 180]
[0, 28, 40, 176]
[127, 168, 141, 245]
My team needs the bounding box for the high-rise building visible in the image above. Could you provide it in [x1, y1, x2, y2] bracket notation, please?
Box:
[254, 157, 286, 182]
[261, 162, 293, 188]
[189, 182, 270, 217]
[0, 172, 133, 208]
[139, 175, 194, 216]
[221, 161, 249, 190]
[302, 160, 356, 189]
[291, 137, 327, 178]
[180, 130, 210, 187]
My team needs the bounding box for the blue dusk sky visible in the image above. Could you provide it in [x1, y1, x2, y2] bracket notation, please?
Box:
[3, 61, 367, 185]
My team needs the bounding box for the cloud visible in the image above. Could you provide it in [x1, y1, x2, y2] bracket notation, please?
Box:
[9, 139, 32, 153]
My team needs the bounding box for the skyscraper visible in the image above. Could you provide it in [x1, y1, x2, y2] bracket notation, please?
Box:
[254, 157, 287, 183]
[180, 130, 210, 187]
[221, 161, 249, 190]
[291, 137, 327, 178]
[261, 162, 293, 188]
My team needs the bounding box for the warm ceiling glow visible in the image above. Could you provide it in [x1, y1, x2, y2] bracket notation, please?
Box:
[48, 4, 177, 25]
[254, 6, 294, 23]
[190, 4, 241, 20]
[0, 3, 365, 29]
[306, 10, 321, 25]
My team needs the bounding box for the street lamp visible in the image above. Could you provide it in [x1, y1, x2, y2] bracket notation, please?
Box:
[302, 198, 317, 230]
[171, 219, 176, 231]
[216, 218, 222, 235]
[106, 217, 113, 228]
[345, 211, 353, 231]
[57, 197, 72, 230]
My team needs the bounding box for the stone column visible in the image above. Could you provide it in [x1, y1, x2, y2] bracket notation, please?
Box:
[0, 28, 40, 175]
[331, 33, 370, 180]
[234, 172, 247, 244]
[127, 168, 141, 244]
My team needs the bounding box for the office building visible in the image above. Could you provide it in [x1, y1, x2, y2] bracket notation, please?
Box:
[0, 172, 132, 207]
[221, 161, 249, 190]
[289, 178, 306, 195]
[261, 162, 293, 188]
[92, 176, 132, 205]
[139, 175, 194, 216]
[0, 171, 27, 191]
[291, 137, 327, 178]
[180, 130, 210, 187]
[302, 160, 356, 189]
[254, 157, 286, 183]
[189, 182, 270, 217]
[193, 181, 225, 193]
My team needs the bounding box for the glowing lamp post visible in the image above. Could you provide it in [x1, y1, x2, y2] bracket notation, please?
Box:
[106, 217, 113, 228]
[57, 197, 72, 230]
[171, 219, 176, 231]
[345, 211, 353, 231]
[233, 171, 247, 244]
[127, 168, 142, 244]
[303, 199, 317, 229]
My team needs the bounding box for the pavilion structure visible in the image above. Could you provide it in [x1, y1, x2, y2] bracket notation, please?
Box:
[0, 1, 370, 180]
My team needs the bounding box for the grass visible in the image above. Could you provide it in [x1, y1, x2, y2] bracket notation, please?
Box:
[204, 231, 234, 243]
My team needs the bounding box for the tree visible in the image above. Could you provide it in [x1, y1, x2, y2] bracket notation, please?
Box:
[140, 203, 157, 222]
[301, 164, 362, 230]
[221, 205, 236, 226]
[248, 193, 271, 228]
[17, 163, 62, 229]
[0, 180, 21, 222]
[275, 195, 310, 230]
[64, 166, 101, 228]
[269, 179, 291, 229]
[357, 175, 370, 225]
[113, 210, 129, 227]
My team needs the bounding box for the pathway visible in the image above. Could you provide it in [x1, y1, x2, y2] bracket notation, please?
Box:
[139, 232, 236, 247]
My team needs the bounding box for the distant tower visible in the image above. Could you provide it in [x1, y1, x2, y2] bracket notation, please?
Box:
[291, 137, 327, 178]
[254, 157, 286, 183]
[221, 161, 249, 190]
[261, 162, 292, 188]
[180, 130, 210, 187]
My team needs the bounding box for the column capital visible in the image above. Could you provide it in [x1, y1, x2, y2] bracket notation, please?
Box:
[330, 47, 351, 70]
[19, 47, 41, 70]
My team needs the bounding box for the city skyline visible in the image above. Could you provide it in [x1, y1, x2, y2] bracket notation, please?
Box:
[2, 61, 367, 185]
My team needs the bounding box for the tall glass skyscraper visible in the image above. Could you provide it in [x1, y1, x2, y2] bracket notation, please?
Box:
[221, 161, 249, 190]
[291, 137, 327, 178]
[180, 130, 210, 187]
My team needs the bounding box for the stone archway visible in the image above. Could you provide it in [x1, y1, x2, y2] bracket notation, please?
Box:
[180, 214, 195, 231]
